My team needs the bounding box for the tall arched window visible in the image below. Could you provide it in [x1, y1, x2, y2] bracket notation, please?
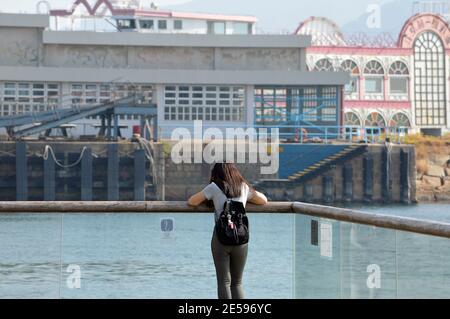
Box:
[341, 60, 360, 95]
[364, 60, 384, 96]
[414, 31, 446, 126]
[389, 61, 409, 95]
[314, 58, 334, 71]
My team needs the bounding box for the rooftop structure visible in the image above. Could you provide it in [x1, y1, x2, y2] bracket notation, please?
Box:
[48, 0, 257, 34]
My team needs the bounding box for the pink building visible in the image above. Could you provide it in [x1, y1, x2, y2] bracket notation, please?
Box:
[296, 14, 450, 136]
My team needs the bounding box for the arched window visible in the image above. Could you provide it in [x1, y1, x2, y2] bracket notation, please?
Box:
[389, 61, 409, 95]
[414, 31, 446, 126]
[341, 60, 360, 95]
[342, 60, 360, 75]
[365, 112, 386, 127]
[389, 61, 409, 75]
[364, 60, 384, 74]
[314, 58, 334, 72]
[344, 111, 362, 140]
[344, 112, 361, 126]
[389, 112, 411, 128]
[364, 61, 384, 95]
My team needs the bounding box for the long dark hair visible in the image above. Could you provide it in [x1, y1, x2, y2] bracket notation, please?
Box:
[210, 163, 252, 198]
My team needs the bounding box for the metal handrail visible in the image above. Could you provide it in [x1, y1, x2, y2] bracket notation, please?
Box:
[1, 201, 450, 239]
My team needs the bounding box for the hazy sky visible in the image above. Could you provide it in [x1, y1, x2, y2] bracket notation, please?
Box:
[0, 0, 192, 13]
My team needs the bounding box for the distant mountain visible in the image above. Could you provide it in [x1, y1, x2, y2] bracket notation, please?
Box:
[165, 0, 393, 33]
[342, 0, 445, 35]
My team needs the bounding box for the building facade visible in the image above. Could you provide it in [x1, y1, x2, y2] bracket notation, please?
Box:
[50, 0, 257, 34]
[0, 1, 348, 140]
[296, 14, 450, 136]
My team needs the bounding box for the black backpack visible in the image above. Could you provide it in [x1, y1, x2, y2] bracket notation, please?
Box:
[215, 199, 249, 246]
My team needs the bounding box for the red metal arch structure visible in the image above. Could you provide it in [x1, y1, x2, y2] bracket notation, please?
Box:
[397, 13, 450, 49]
[50, 0, 115, 16]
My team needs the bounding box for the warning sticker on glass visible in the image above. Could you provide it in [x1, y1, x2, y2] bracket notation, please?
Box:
[320, 221, 333, 259]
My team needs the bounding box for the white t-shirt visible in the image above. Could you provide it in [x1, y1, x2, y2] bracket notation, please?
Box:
[202, 182, 254, 221]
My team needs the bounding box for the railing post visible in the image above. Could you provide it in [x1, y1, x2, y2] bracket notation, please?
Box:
[44, 154, 55, 201]
[382, 146, 391, 202]
[134, 149, 146, 201]
[15, 141, 28, 201]
[107, 143, 119, 201]
[322, 175, 334, 203]
[343, 163, 353, 202]
[400, 148, 411, 204]
[113, 113, 119, 141]
[303, 183, 313, 202]
[153, 116, 158, 142]
[363, 154, 374, 202]
[107, 114, 112, 141]
[81, 147, 92, 201]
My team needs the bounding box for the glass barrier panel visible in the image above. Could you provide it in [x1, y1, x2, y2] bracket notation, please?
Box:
[57, 213, 294, 299]
[294, 214, 450, 298]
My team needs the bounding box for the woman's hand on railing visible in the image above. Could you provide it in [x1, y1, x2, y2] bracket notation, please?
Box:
[188, 191, 207, 207]
[248, 190, 268, 205]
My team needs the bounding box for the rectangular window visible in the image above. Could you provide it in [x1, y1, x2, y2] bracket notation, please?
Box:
[303, 108, 318, 122]
[365, 77, 383, 94]
[158, 20, 167, 30]
[345, 77, 358, 94]
[198, 107, 204, 120]
[162, 85, 244, 122]
[164, 107, 170, 120]
[117, 19, 136, 30]
[174, 20, 183, 30]
[225, 108, 231, 121]
[232, 108, 238, 121]
[390, 78, 408, 94]
[233, 22, 249, 34]
[213, 22, 226, 34]
[139, 20, 154, 29]
[211, 108, 217, 121]
[322, 108, 337, 122]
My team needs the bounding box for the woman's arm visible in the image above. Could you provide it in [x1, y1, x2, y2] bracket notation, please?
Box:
[248, 190, 268, 205]
[188, 191, 207, 207]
